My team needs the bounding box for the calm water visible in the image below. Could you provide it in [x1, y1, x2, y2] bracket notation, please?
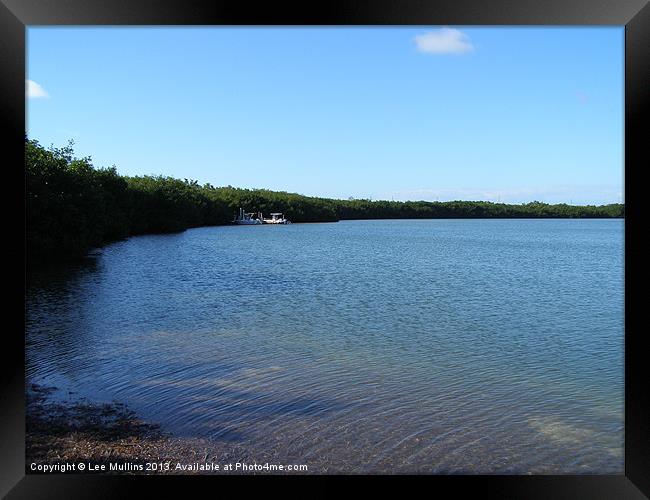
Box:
[26, 219, 624, 473]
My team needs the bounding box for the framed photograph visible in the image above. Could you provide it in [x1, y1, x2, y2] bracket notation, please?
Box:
[2, 0, 648, 497]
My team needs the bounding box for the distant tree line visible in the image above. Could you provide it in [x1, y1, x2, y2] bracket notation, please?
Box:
[26, 138, 624, 264]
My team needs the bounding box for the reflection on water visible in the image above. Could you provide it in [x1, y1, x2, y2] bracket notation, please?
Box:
[26, 219, 624, 473]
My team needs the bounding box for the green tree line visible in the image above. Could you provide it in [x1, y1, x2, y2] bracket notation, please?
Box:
[26, 138, 624, 264]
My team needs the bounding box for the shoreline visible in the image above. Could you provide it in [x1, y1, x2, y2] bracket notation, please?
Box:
[26, 216, 624, 271]
[26, 383, 303, 475]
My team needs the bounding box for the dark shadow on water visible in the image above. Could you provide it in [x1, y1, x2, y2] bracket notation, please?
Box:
[26, 253, 101, 293]
[128, 377, 351, 441]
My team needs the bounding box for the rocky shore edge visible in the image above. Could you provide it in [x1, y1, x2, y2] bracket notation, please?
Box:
[26, 383, 276, 475]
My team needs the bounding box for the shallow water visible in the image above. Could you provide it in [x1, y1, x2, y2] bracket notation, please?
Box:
[26, 219, 624, 473]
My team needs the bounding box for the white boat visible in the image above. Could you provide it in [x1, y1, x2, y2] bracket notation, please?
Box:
[263, 212, 291, 224]
[232, 208, 263, 225]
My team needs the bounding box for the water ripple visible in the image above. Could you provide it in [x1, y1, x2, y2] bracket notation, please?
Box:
[26, 219, 624, 473]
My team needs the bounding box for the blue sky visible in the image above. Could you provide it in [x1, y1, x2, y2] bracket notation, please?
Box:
[27, 27, 623, 205]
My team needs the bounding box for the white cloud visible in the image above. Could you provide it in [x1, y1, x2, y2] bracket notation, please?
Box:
[26, 79, 49, 99]
[414, 28, 474, 55]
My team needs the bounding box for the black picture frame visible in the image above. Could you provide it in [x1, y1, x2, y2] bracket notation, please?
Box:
[2, 0, 648, 497]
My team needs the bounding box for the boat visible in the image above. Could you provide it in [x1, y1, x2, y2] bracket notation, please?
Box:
[263, 212, 291, 224]
[232, 208, 263, 225]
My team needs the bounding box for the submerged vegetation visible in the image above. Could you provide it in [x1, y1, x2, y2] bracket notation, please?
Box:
[26, 138, 624, 264]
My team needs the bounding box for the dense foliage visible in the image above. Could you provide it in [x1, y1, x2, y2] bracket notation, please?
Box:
[26, 138, 624, 264]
